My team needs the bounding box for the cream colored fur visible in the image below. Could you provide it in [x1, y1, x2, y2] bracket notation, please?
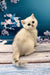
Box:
[12, 14, 38, 66]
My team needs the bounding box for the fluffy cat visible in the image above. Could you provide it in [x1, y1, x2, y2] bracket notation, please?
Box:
[12, 14, 38, 66]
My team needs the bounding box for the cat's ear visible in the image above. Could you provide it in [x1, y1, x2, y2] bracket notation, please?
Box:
[31, 14, 34, 19]
[21, 20, 25, 24]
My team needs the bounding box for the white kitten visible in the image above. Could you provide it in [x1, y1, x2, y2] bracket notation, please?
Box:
[12, 14, 38, 66]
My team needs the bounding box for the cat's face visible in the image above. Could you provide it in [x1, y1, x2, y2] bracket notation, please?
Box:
[21, 14, 38, 30]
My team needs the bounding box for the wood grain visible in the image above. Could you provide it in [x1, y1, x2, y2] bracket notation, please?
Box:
[0, 52, 50, 64]
[0, 44, 50, 64]
[0, 45, 12, 52]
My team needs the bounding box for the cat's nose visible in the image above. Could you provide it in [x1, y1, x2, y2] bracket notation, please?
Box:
[32, 25, 34, 27]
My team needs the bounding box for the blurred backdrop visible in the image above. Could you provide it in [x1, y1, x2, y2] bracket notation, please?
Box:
[0, 0, 50, 39]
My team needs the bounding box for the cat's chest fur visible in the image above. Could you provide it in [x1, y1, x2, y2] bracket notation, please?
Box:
[16, 28, 37, 44]
[27, 29, 37, 45]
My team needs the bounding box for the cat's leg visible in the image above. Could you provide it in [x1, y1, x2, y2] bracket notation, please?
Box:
[25, 49, 35, 56]
[12, 42, 20, 64]
[35, 41, 39, 47]
[13, 50, 20, 64]
[13, 49, 27, 66]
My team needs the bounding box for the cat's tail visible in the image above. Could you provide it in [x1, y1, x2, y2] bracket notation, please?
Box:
[12, 52, 27, 67]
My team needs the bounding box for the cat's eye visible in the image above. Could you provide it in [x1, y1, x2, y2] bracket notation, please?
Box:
[32, 21, 35, 23]
[28, 23, 31, 26]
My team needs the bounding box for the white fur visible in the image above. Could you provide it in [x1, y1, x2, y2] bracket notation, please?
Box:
[12, 14, 38, 66]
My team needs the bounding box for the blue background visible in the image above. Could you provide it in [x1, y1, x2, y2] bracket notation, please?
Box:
[0, 0, 50, 36]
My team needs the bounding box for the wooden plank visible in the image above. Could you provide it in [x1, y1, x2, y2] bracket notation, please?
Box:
[0, 44, 50, 52]
[0, 45, 12, 52]
[0, 63, 50, 75]
[0, 53, 12, 64]
[20, 52, 50, 63]
[35, 44, 50, 52]
[0, 52, 50, 64]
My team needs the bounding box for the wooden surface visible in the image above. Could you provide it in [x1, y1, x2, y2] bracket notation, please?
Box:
[0, 63, 50, 75]
[0, 44, 50, 74]
[0, 44, 50, 64]
[0, 52, 50, 64]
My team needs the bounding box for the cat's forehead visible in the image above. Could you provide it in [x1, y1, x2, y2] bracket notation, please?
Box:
[24, 16, 34, 23]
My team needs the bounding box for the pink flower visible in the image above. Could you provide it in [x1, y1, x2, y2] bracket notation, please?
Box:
[5, 19, 7, 22]
[1, 29, 9, 36]
[14, 0, 17, 3]
[4, 15, 6, 17]
[1, 22, 4, 25]
[6, 14, 12, 17]
[17, 22, 20, 27]
[44, 30, 49, 36]
[49, 32, 50, 36]
[11, 0, 14, 2]
[11, 0, 20, 3]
